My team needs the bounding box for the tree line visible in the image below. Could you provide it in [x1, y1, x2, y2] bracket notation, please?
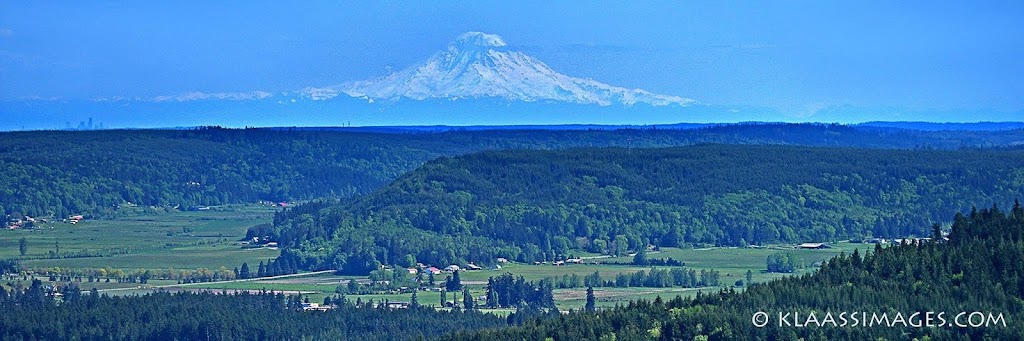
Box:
[0, 287, 506, 340]
[549, 268, 721, 289]
[269, 144, 1024, 274]
[3, 124, 1022, 219]
[442, 201, 1024, 339]
[484, 273, 556, 309]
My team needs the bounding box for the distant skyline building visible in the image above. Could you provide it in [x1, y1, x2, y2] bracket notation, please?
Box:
[72, 117, 104, 131]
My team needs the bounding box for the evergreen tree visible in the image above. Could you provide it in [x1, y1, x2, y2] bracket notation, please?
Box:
[463, 288, 473, 310]
[411, 290, 419, 309]
[239, 262, 251, 279]
[585, 286, 596, 312]
[633, 249, 648, 266]
[18, 238, 27, 256]
[61, 282, 81, 303]
[485, 277, 497, 308]
[446, 270, 462, 291]
[346, 279, 359, 293]
[445, 203, 1024, 340]
[270, 261, 281, 276]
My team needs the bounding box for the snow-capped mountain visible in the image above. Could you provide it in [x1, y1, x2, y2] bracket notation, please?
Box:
[333, 32, 693, 106]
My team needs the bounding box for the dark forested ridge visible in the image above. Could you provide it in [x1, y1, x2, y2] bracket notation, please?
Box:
[442, 203, 1024, 340]
[2, 124, 1023, 219]
[0, 288, 505, 340]
[271, 145, 1024, 273]
[5, 203, 1020, 340]
[856, 121, 1024, 131]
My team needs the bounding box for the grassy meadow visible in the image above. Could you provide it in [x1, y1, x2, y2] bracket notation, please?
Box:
[166, 241, 868, 311]
[0, 205, 279, 270]
[1, 204, 871, 311]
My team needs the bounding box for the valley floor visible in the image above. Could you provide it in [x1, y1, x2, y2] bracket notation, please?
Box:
[1, 205, 870, 311]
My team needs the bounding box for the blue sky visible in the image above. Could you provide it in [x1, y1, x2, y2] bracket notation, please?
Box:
[1, 1, 1023, 123]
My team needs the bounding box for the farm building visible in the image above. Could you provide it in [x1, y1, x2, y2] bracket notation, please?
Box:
[798, 243, 830, 249]
[301, 303, 332, 311]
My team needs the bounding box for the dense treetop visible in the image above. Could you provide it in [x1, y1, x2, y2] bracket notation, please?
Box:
[2, 124, 1022, 218]
[443, 202, 1024, 340]
[271, 144, 1024, 273]
[3, 202, 1022, 340]
[0, 288, 504, 340]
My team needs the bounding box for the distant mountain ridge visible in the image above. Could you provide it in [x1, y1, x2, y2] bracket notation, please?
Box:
[326, 32, 694, 106]
[4, 124, 1023, 218]
[4, 32, 1023, 129]
[267, 121, 1024, 134]
[856, 121, 1024, 131]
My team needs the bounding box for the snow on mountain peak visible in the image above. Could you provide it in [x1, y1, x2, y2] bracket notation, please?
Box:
[337, 32, 693, 107]
[453, 32, 507, 48]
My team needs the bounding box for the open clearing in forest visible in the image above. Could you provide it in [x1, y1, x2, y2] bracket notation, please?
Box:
[0, 205, 279, 271]
[1, 206, 871, 311]
[168, 241, 868, 311]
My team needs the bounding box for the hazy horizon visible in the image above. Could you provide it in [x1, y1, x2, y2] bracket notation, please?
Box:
[2, 1, 1022, 129]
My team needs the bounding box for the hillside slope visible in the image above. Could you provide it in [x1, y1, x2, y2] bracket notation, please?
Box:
[2, 124, 1023, 219]
[273, 145, 1024, 272]
[442, 203, 1024, 340]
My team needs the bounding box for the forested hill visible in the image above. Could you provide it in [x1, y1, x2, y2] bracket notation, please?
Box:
[0, 290, 507, 340]
[857, 121, 1024, 131]
[442, 204, 1024, 340]
[2, 124, 1024, 219]
[272, 145, 1024, 273]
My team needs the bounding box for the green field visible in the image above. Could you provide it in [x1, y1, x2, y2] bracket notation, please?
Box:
[457, 263, 646, 282]
[1, 205, 871, 311]
[555, 287, 705, 310]
[0, 205, 280, 271]
[599, 243, 865, 282]
[154, 242, 868, 311]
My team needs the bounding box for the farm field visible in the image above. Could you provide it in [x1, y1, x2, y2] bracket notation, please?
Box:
[132, 242, 869, 311]
[1, 204, 873, 312]
[0, 205, 279, 271]
[598, 242, 865, 282]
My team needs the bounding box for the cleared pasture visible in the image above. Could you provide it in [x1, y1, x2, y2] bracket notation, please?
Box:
[0, 205, 279, 270]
